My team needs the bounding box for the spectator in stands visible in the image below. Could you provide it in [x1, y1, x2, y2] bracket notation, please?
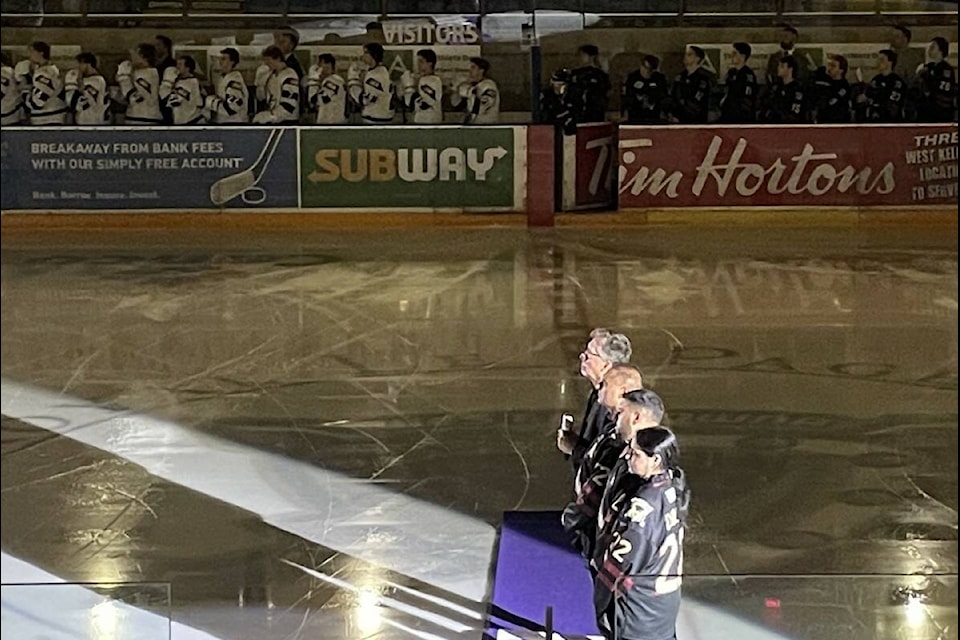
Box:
[720, 42, 758, 123]
[810, 54, 853, 123]
[65, 52, 110, 125]
[274, 26, 303, 79]
[400, 49, 444, 124]
[917, 37, 957, 123]
[253, 45, 299, 124]
[22, 41, 67, 125]
[307, 53, 347, 125]
[540, 67, 576, 134]
[889, 25, 923, 89]
[118, 43, 162, 125]
[621, 55, 668, 125]
[668, 45, 712, 124]
[856, 49, 906, 123]
[453, 57, 500, 124]
[766, 25, 811, 86]
[155, 34, 175, 76]
[160, 55, 205, 124]
[762, 55, 807, 123]
[347, 43, 394, 124]
[1, 51, 24, 126]
[570, 44, 611, 124]
[205, 47, 249, 124]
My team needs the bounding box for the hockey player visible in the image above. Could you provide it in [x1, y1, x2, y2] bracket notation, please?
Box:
[761, 55, 807, 123]
[858, 49, 906, 123]
[562, 366, 646, 565]
[65, 52, 110, 126]
[809, 54, 853, 123]
[22, 41, 67, 125]
[205, 47, 248, 124]
[720, 42, 758, 123]
[594, 426, 689, 640]
[621, 55, 668, 125]
[1, 52, 23, 126]
[117, 43, 162, 125]
[306, 53, 347, 125]
[400, 48, 443, 124]
[254, 45, 300, 124]
[570, 44, 611, 124]
[453, 57, 499, 124]
[540, 68, 576, 134]
[668, 46, 713, 124]
[347, 43, 394, 124]
[161, 55, 205, 125]
[917, 37, 957, 123]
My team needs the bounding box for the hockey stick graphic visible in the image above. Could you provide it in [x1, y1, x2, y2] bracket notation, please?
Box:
[209, 128, 285, 206]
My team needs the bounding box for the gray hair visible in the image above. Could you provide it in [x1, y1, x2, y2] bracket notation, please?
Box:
[623, 388, 665, 423]
[597, 332, 632, 364]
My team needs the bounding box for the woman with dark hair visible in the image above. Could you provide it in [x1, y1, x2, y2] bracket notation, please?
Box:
[593, 426, 690, 640]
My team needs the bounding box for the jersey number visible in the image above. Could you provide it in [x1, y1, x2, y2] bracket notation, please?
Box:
[655, 528, 684, 594]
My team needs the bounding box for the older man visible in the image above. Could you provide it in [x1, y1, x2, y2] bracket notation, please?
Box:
[557, 328, 632, 471]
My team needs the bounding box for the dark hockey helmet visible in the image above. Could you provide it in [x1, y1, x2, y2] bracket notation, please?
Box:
[551, 68, 571, 83]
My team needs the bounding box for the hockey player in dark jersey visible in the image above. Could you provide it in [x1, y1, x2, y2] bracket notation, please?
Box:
[557, 329, 633, 472]
[563, 364, 645, 563]
[917, 37, 957, 123]
[570, 45, 611, 124]
[594, 426, 690, 640]
[540, 68, 576, 134]
[621, 55, 668, 125]
[719, 42, 758, 123]
[762, 55, 807, 123]
[668, 46, 713, 124]
[857, 49, 906, 123]
[809, 54, 853, 123]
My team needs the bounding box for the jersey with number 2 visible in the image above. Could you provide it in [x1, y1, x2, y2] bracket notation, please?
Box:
[595, 472, 684, 640]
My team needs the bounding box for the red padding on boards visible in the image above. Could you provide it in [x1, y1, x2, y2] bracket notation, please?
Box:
[526, 125, 555, 227]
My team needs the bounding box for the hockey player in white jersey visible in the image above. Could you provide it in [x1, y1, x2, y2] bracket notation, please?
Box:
[347, 43, 395, 124]
[306, 53, 347, 125]
[205, 48, 248, 124]
[160, 55, 205, 124]
[253, 45, 300, 124]
[1, 52, 23, 126]
[118, 43, 163, 125]
[453, 57, 499, 124]
[400, 48, 444, 124]
[65, 52, 110, 125]
[21, 41, 67, 125]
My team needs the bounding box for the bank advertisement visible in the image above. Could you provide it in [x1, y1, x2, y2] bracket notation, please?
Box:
[298, 126, 525, 210]
[618, 125, 958, 209]
[0, 127, 299, 210]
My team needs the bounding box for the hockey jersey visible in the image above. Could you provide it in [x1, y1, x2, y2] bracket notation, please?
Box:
[562, 426, 623, 562]
[1, 64, 23, 125]
[65, 71, 110, 125]
[254, 67, 300, 123]
[455, 78, 499, 124]
[205, 70, 249, 124]
[26, 63, 67, 125]
[403, 72, 444, 124]
[349, 64, 394, 123]
[306, 66, 347, 125]
[164, 75, 205, 125]
[118, 66, 162, 125]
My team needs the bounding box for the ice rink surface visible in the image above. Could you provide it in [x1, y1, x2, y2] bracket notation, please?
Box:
[1, 225, 957, 640]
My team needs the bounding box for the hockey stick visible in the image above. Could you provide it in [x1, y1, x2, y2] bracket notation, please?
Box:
[209, 128, 285, 206]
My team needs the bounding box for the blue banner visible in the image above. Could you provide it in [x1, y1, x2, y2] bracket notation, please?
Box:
[0, 127, 298, 210]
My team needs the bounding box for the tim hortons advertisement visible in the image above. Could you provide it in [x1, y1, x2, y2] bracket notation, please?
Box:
[561, 122, 617, 211]
[617, 125, 958, 209]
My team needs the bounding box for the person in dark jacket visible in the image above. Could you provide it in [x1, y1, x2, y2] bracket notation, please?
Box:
[809, 53, 853, 123]
[570, 44, 611, 123]
[762, 55, 807, 123]
[622, 55, 669, 125]
[917, 37, 957, 123]
[720, 42, 758, 123]
[540, 67, 577, 134]
[668, 45, 713, 124]
[857, 49, 906, 123]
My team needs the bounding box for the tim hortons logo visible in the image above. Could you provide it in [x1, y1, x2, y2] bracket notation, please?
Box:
[619, 135, 897, 199]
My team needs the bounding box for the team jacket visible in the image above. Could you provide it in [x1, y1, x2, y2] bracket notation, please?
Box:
[1, 64, 24, 125]
[403, 73, 444, 124]
[562, 428, 624, 562]
[570, 65, 610, 124]
[720, 65, 758, 123]
[539, 86, 576, 134]
[455, 78, 500, 124]
[306, 67, 347, 125]
[622, 70, 668, 125]
[349, 64, 394, 123]
[863, 72, 906, 123]
[670, 66, 712, 123]
[206, 70, 249, 124]
[918, 60, 957, 123]
[119, 66, 162, 125]
[594, 471, 684, 640]
[255, 67, 300, 124]
[25, 63, 67, 125]
[763, 79, 806, 123]
[809, 68, 852, 124]
[66, 71, 110, 125]
[163, 75, 205, 125]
